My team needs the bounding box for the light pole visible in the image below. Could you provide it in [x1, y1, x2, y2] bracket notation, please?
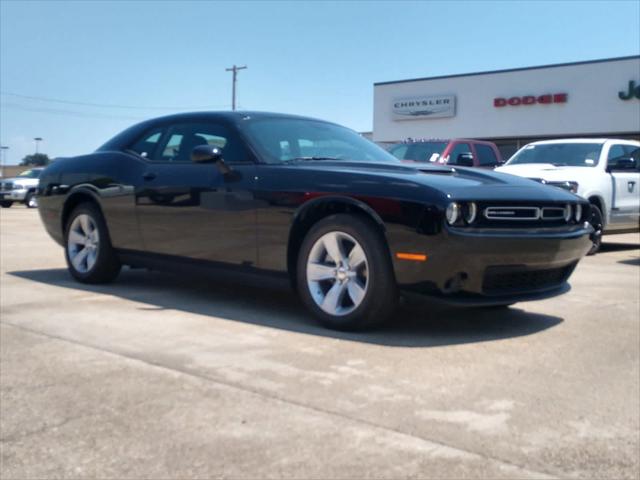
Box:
[34, 137, 43, 154]
[0, 146, 8, 177]
[225, 64, 247, 111]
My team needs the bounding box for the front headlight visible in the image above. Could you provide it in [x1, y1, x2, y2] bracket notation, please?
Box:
[564, 204, 572, 222]
[575, 204, 582, 222]
[446, 202, 460, 225]
[14, 184, 27, 190]
[463, 202, 477, 224]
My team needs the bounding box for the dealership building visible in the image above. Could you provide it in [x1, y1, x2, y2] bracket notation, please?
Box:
[373, 55, 640, 159]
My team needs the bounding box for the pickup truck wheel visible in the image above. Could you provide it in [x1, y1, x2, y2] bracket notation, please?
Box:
[65, 203, 121, 283]
[25, 192, 38, 208]
[587, 205, 603, 255]
[297, 214, 398, 331]
[0, 201, 12, 208]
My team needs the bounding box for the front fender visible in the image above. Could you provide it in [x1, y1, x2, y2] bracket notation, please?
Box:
[292, 194, 386, 231]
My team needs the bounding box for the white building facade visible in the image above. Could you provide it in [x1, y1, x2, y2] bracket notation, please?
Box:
[373, 56, 640, 159]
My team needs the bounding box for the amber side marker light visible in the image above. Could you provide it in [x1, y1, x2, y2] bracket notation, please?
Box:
[396, 252, 428, 262]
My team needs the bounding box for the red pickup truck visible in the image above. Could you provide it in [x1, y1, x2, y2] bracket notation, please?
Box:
[388, 139, 504, 168]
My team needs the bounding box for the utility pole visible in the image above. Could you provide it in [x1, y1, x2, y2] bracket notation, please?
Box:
[225, 64, 247, 111]
[34, 137, 43, 154]
[0, 146, 8, 178]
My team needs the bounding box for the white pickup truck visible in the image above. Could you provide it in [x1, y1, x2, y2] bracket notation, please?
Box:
[496, 139, 640, 254]
[0, 168, 43, 209]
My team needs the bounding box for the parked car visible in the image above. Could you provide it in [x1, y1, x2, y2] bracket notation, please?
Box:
[388, 139, 503, 168]
[496, 139, 640, 254]
[0, 168, 43, 208]
[37, 112, 592, 330]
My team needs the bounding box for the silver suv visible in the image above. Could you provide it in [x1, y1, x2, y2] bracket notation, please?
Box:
[0, 168, 44, 208]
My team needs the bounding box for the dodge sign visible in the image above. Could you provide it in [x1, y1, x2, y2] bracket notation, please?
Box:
[392, 95, 456, 120]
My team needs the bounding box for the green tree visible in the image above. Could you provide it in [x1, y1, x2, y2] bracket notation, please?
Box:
[20, 153, 50, 166]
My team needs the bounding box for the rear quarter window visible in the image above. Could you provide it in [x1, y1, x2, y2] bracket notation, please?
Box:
[475, 144, 499, 166]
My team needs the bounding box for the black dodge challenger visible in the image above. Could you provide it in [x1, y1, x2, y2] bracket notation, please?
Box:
[37, 112, 593, 330]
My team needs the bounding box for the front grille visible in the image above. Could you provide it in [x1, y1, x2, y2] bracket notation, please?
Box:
[0, 182, 13, 191]
[473, 202, 576, 228]
[482, 263, 576, 295]
[484, 206, 539, 220]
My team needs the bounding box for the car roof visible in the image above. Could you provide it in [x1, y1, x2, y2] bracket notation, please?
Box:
[393, 138, 496, 145]
[526, 138, 640, 146]
[141, 110, 338, 127]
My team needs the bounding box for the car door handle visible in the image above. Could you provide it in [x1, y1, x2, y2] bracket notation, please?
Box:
[142, 172, 157, 181]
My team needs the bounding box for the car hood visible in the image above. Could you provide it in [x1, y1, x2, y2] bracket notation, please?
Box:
[0, 176, 39, 185]
[496, 163, 594, 182]
[282, 161, 581, 203]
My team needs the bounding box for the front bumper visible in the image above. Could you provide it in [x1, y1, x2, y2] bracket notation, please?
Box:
[0, 189, 27, 201]
[392, 224, 592, 304]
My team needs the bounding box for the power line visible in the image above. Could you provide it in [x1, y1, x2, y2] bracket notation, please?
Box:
[0, 91, 228, 110]
[1, 102, 146, 120]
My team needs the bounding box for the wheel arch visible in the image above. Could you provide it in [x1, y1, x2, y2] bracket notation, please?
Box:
[61, 186, 104, 232]
[586, 194, 607, 227]
[286, 196, 388, 287]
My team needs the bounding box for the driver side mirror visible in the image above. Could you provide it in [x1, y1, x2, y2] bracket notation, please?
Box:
[456, 153, 474, 167]
[191, 145, 232, 174]
[192, 145, 222, 163]
[607, 157, 637, 172]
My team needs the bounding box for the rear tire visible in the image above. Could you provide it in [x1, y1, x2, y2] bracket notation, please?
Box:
[64, 202, 121, 283]
[0, 201, 12, 208]
[296, 214, 398, 331]
[587, 205, 603, 255]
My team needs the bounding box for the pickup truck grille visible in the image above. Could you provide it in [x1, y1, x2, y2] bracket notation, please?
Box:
[0, 182, 14, 191]
[482, 263, 577, 295]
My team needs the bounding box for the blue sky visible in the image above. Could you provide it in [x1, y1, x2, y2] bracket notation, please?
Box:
[1, 0, 639, 165]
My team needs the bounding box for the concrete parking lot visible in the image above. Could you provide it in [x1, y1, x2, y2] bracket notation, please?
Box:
[1, 206, 638, 479]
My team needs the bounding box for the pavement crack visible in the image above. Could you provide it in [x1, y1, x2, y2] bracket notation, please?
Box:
[1, 416, 79, 444]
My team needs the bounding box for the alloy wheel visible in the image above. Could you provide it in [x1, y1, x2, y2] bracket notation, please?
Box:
[306, 231, 369, 316]
[67, 214, 100, 273]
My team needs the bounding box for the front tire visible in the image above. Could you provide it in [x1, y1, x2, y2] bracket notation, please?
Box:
[0, 201, 12, 208]
[64, 203, 121, 283]
[296, 214, 398, 331]
[587, 205, 603, 255]
[25, 192, 38, 208]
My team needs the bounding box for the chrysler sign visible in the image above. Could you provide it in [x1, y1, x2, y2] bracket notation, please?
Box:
[392, 95, 456, 120]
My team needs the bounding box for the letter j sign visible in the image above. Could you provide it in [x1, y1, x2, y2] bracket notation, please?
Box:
[619, 81, 640, 100]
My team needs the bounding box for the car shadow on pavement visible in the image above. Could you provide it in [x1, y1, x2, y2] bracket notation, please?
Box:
[9, 268, 563, 348]
[600, 242, 640, 253]
[618, 257, 640, 266]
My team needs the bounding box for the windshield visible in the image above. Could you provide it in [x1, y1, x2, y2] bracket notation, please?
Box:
[389, 142, 448, 163]
[17, 169, 42, 178]
[507, 143, 603, 167]
[242, 118, 400, 164]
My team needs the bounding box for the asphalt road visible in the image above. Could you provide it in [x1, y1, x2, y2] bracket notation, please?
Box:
[1, 207, 639, 479]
